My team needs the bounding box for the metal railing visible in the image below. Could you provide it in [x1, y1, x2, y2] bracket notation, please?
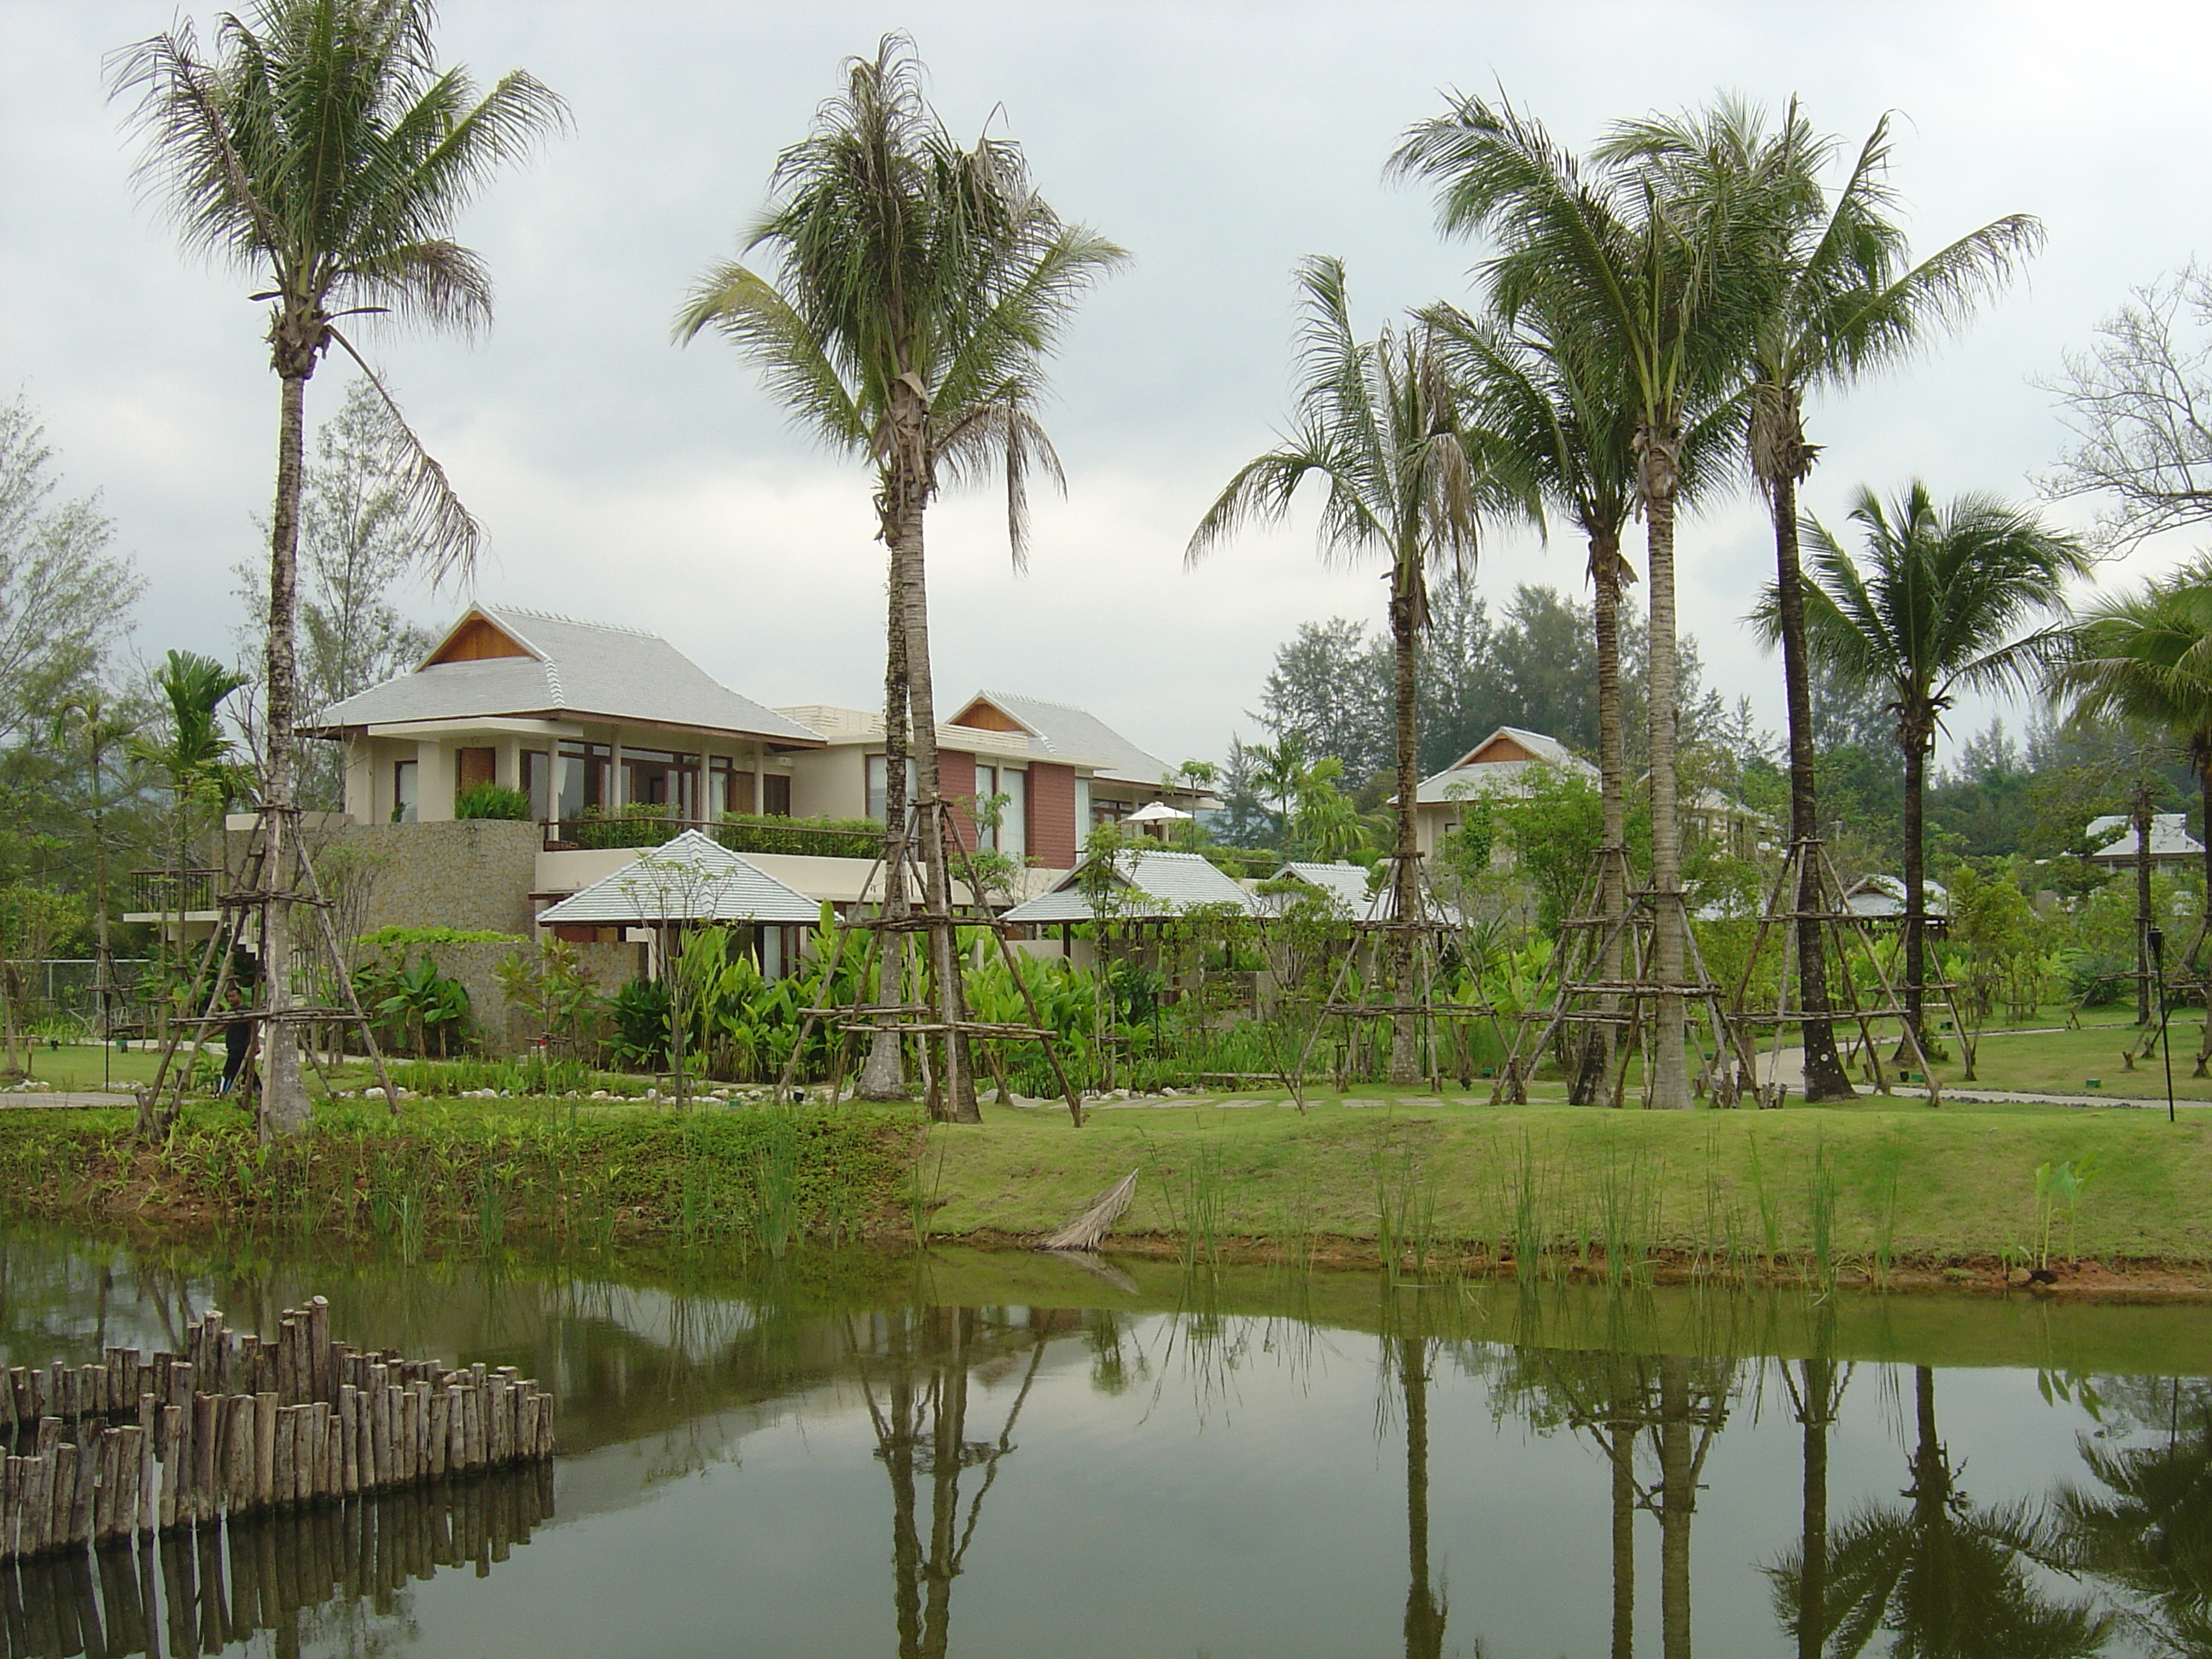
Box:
[540, 813, 887, 859]
[130, 868, 220, 915]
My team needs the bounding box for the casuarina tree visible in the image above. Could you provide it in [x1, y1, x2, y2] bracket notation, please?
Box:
[111, 0, 564, 1134]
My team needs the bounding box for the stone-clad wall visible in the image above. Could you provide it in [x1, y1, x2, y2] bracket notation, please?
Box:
[228, 819, 544, 940]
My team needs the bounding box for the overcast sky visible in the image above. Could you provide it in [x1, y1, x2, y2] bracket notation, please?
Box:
[3, 1, 2208, 773]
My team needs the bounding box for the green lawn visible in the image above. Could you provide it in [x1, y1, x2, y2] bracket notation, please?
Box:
[1915, 1022, 2212, 1101]
[922, 1091, 2212, 1266]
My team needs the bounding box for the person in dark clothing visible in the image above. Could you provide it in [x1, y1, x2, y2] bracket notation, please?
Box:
[218, 985, 255, 1095]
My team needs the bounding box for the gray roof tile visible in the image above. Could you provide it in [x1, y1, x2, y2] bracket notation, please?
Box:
[1001, 849, 1259, 925]
[536, 831, 824, 924]
[306, 606, 822, 746]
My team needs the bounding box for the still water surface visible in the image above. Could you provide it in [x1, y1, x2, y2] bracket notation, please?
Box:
[2, 1228, 2209, 1657]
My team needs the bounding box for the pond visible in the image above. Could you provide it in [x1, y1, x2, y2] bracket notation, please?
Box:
[1, 1229, 2209, 1657]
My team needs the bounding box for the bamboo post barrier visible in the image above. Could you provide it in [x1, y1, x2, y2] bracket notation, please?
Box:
[0, 1300, 555, 1562]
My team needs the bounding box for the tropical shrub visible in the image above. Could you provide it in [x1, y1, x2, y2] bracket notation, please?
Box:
[454, 783, 532, 821]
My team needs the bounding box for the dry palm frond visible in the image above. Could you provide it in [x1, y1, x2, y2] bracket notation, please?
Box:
[1038, 1167, 1138, 1251]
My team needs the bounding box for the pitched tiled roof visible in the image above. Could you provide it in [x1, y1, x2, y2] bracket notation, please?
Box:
[2090, 814, 2205, 861]
[1262, 860, 1468, 925]
[1000, 850, 1258, 925]
[1414, 725, 1598, 806]
[535, 831, 824, 924]
[306, 606, 822, 746]
[971, 690, 1176, 789]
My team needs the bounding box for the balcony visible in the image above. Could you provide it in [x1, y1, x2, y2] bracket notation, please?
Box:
[541, 811, 887, 860]
[126, 868, 221, 917]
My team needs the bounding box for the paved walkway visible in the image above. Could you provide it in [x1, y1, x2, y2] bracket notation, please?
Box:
[1752, 1045, 2207, 1111]
[0, 1091, 136, 1109]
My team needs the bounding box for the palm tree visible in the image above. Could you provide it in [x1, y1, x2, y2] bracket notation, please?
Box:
[1429, 298, 1733, 1103]
[1781, 483, 2086, 1045]
[1616, 101, 2040, 1102]
[1190, 257, 1526, 1082]
[112, 0, 565, 1134]
[1394, 93, 1773, 1108]
[54, 692, 141, 1042]
[2054, 568, 2212, 1025]
[131, 649, 250, 963]
[678, 35, 1123, 1118]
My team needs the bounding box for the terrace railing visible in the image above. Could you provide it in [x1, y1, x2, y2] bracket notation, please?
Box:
[129, 868, 220, 916]
[542, 811, 888, 860]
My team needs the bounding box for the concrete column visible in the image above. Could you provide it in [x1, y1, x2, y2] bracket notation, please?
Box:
[344, 742, 375, 826]
[416, 740, 456, 822]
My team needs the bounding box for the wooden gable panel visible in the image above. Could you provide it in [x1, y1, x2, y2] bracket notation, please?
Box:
[1460, 733, 1534, 766]
[951, 696, 1023, 733]
[427, 614, 532, 665]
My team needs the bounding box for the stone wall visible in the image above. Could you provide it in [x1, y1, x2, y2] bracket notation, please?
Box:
[235, 819, 544, 940]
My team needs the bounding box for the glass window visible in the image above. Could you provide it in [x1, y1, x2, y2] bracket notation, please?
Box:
[619, 748, 696, 816]
[557, 742, 609, 821]
[392, 760, 418, 824]
[865, 755, 917, 824]
[998, 767, 1026, 857]
[763, 772, 792, 816]
[1074, 775, 1091, 834]
[974, 764, 998, 850]
[522, 751, 550, 821]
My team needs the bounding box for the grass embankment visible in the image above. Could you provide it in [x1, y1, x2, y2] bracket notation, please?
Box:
[922, 1094, 2212, 1274]
[0, 1097, 912, 1252]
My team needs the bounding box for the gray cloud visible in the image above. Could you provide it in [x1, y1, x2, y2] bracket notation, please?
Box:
[3, 0, 2204, 770]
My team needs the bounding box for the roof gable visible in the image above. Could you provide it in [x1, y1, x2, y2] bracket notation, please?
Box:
[949, 696, 1027, 735]
[423, 610, 537, 667]
[536, 831, 823, 924]
[309, 605, 823, 746]
[975, 689, 1173, 787]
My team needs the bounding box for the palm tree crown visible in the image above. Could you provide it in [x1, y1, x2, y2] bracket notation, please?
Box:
[111, 0, 567, 568]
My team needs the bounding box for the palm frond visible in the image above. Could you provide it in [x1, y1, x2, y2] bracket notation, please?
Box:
[325, 325, 481, 583]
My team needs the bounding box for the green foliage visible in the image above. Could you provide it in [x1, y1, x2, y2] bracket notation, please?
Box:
[454, 783, 531, 820]
[717, 812, 886, 858]
[608, 976, 671, 1070]
[1944, 861, 2058, 1023]
[494, 938, 606, 1057]
[356, 954, 471, 1058]
[358, 925, 523, 948]
[2032, 1154, 2099, 1269]
[1492, 765, 1606, 936]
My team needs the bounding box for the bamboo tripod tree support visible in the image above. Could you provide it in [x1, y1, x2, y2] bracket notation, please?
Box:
[1494, 843, 1750, 1108]
[1732, 837, 1950, 1106]
[137, 805, 400, 1141]
[773, 800, 1088, 1126]
[1289, 853, 1506, 1104]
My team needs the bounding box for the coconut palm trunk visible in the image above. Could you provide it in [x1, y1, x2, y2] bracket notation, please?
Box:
[1640, 428, 1692, 1110]
[261, 337, 317, 1137]
[859, 541, 911, 1100]
[2133, 778, 2156, 1027]
[1767, 451, 1854, 1098]
[1388, 551, 1423, 1084]
[888, 383, 977, 1121]
[1899, 707, 1934, 1048]
[1577, 533, 1629, 1105]
[1400, 1336, 1445, 1659]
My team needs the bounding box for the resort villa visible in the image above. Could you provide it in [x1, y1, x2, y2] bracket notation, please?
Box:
[277, 604, 1215, 945]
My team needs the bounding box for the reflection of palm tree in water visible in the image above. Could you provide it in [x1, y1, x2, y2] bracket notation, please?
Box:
[1811, 1365, 2110, 1657]
[859, 1306, 1051, 1659]
[1767, 1351, 1852, 1659]
[2057, 1377, 2212, 1656]
[1398, 1335, 1447, 1659]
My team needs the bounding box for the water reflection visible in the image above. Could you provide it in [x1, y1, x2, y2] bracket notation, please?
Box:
[0, 1464, 550, 1658]
[4, 1231, 2212, 1657]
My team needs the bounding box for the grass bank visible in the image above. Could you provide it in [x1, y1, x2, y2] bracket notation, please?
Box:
[0, 1097, 912, 1254]
[921, 1094, 2212, 1278]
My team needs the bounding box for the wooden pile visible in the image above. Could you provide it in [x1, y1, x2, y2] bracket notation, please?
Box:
[0, 1297, 554, 1562]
